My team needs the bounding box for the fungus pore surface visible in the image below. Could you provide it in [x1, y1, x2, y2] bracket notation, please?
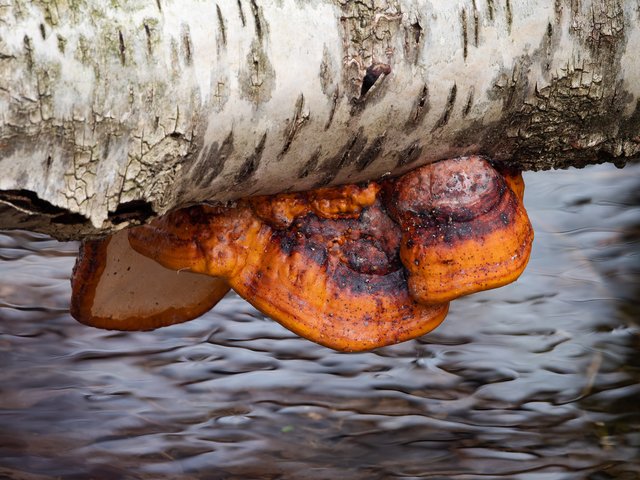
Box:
[70, 229, 230, 330]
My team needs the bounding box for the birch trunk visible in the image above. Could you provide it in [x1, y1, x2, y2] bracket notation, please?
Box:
[0, 0, 638, 239]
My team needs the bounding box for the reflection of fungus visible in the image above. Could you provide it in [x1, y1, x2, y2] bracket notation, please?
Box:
[384, 156, 534, 305]
[70, 229, 230, 330]
[128, 195, 449, 352]
[70, 155, 534, 351]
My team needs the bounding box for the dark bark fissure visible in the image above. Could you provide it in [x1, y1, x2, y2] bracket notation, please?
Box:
[432, 84, 458, 131]
[216, 5, 227, 47]
[108, 200, 155, 225]
[235, 132, 268, 184]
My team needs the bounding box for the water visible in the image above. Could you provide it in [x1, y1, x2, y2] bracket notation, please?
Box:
[0, 164, 638, 479]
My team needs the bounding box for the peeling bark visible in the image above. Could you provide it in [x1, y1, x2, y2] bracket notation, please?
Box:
[0, 0, 638, 239]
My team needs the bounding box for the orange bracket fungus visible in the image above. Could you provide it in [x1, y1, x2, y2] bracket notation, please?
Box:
[70, 156, 534, 351]
[126, 189, 449, 352]
[384, 156, 534, 305]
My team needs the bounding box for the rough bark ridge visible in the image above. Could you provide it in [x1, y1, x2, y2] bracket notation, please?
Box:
[0, 0, 638, 239]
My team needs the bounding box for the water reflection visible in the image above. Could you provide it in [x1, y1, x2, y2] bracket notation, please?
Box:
[0, 164, 638, 479]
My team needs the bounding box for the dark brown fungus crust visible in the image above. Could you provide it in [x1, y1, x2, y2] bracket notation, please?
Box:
[384, 156, 534, 305]
[70, 229, 230, 330]
[129, 189, 449, 352]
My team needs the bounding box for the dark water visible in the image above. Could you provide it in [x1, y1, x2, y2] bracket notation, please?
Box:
[0, 164, 639, 480]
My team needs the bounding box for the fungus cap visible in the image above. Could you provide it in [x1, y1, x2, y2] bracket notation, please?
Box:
[385, 156, 534, 305]
[237, 200, 449, 351]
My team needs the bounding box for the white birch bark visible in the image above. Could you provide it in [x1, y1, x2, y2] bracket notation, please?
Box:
[0, 0, 638, 239]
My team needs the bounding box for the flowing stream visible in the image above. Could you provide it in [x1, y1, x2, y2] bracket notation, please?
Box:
[0, 163, 639, 479]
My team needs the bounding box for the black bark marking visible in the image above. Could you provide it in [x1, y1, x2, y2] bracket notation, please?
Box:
[196, 131, 235, 187]
[619, 100, 640, 144]
[432, 84, 457, 131]
[355, 135, 386, 172]
[325, 87, 340, 130]
[407, 84, 430, 127]
[118, 29, 126, 66]
[463, 88, 474, 117]
[23, 35, 33, 71]
[0, 190, 63, 215]
[182, 26, 193, 65]
[501, 63, 522, 112]
[461, 9, 468, 60]
[249, 0, 263, 41]
[472, 0, 479, 46]
[237, 0, 246, 26]
[487, 0, 494, 21]
[216, 5, 227, 47]
[235, 132, 267, 184]
[39, 23, 46, 40]
[298, 149, 321, 179]
[281, 93, 308, 157]
[155, 0, 162, 12]
[317, 130, 366, 186]
[505, 0, 512, 34]
[395, 142, 423, 168]
[144, 23, 153, 56]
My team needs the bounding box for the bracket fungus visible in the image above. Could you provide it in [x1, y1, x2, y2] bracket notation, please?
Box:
[70, 228, 230, 331]
[126, 191, 449, 352]
[70, 156, 534, 351]
[384, 156, 534, 305]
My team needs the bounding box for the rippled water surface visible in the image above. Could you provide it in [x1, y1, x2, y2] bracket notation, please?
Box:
[1, 164, 639, 479]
